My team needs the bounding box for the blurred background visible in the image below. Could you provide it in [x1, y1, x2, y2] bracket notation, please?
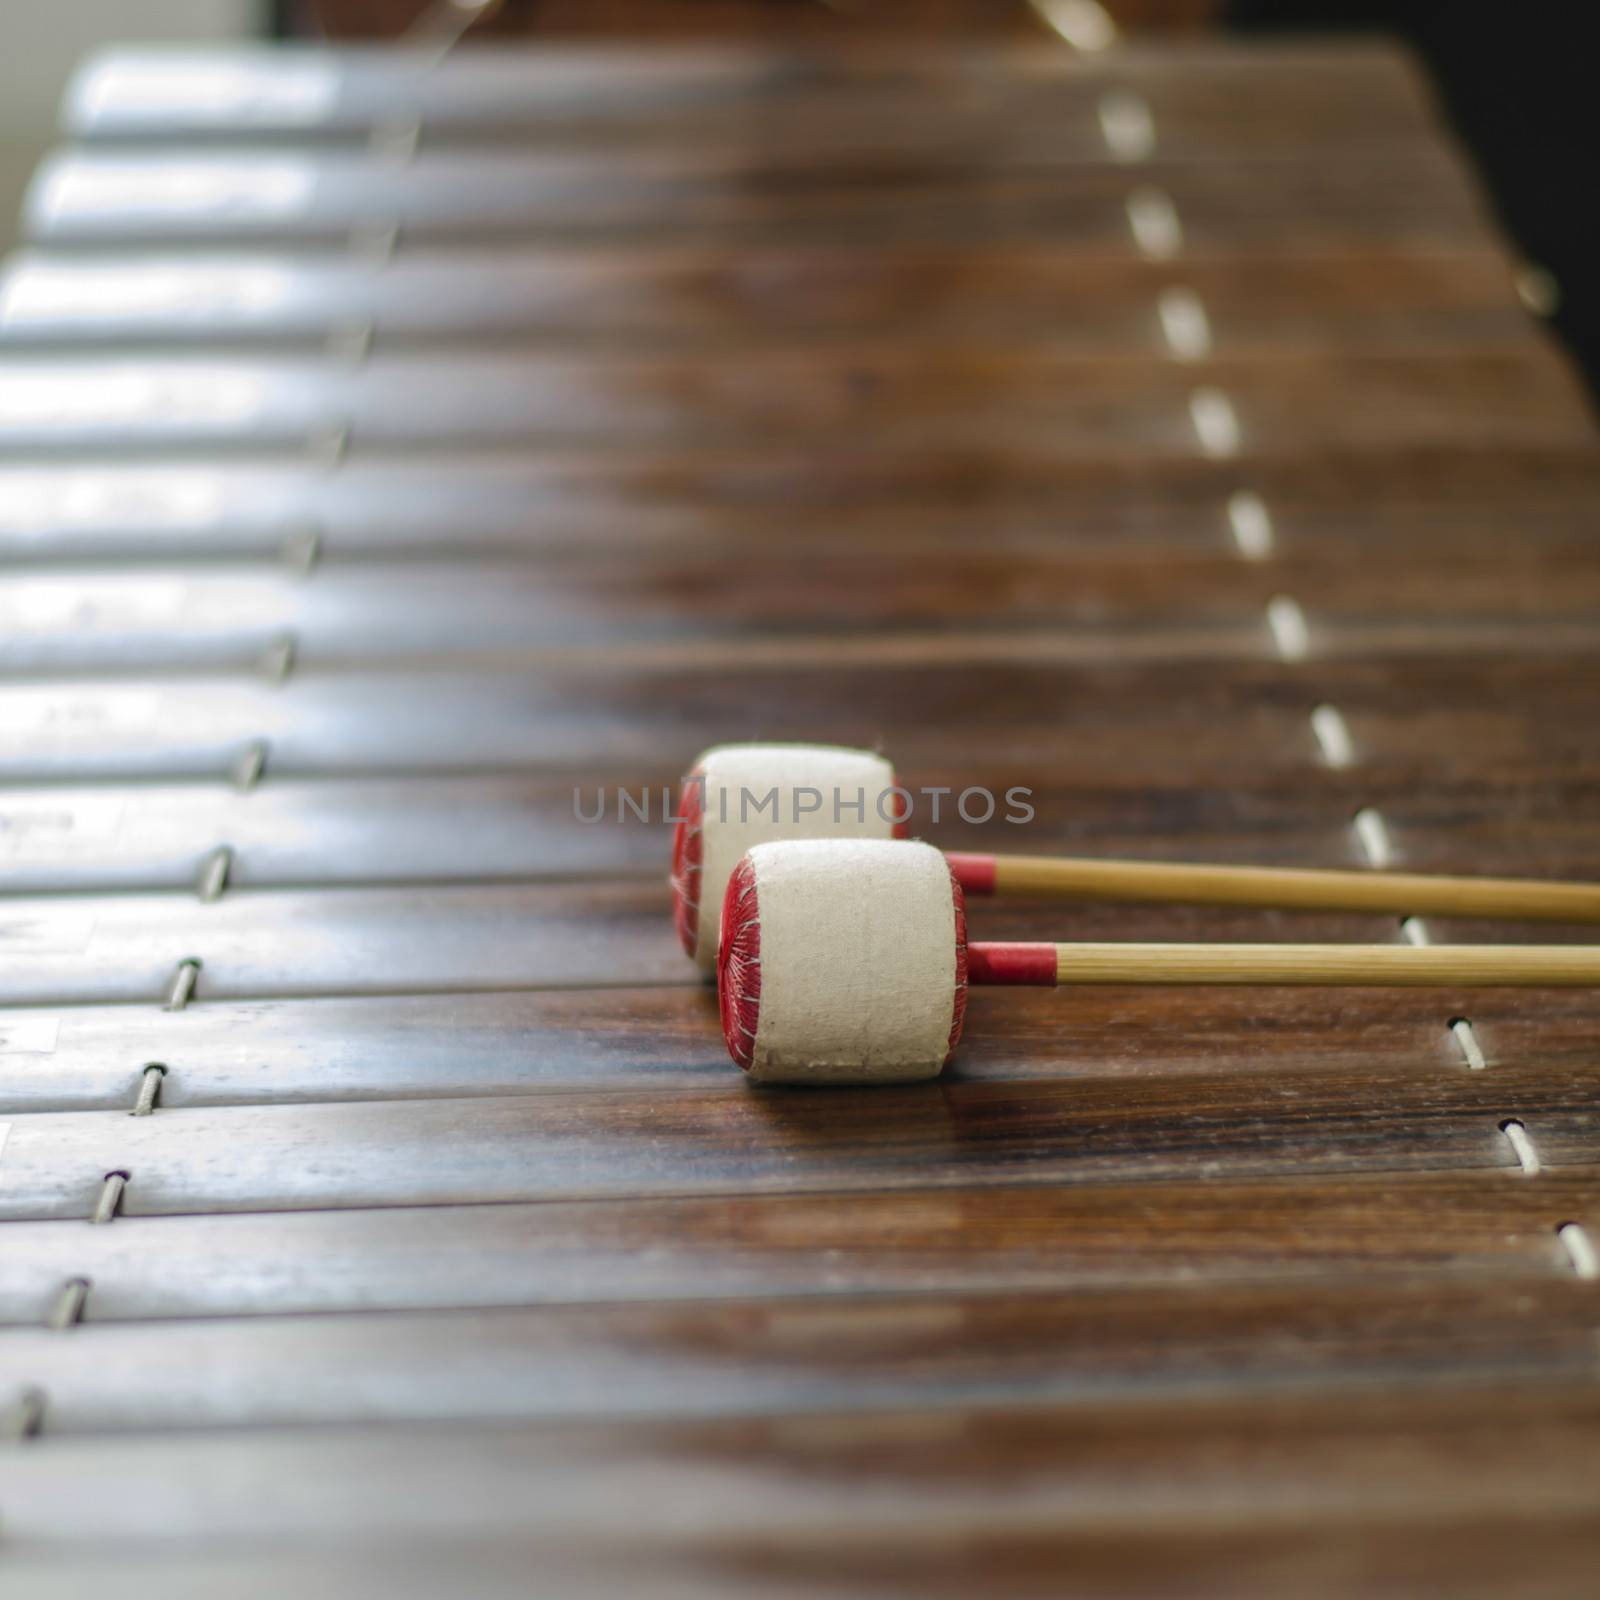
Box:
[0, 0, 1593, 390]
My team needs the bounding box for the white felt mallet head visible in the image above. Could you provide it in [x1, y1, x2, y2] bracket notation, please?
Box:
[672, 742, 902, 970]
[719, 837, 967, 1085]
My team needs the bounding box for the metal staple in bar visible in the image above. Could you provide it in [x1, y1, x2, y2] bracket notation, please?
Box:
[282, 524, 322, 573]
[1099, 89, 1154, 161]
[1352, 806, 1395, 868]
[259, 633, 296, 682]
[310, 425, 350, 469]
[197, 845, 233, 902]
[132, 1063, 166, 1116]
[1029, 0, 1117, 50]
[231, 739, 268, 792]
[1189, 388, 1240, 458]
[1265, 595, 1310, 661]
[1557, 1222, 1599, 1279]
[1310, 704, 1356, 768]
[164, 958, 201, 1012]
[406, 0, 505, 63]
[1126, 187, 1182, 259]
[1158, 287, 1211, 361]
[4, 1386, 46, 1441]
[349, 222, 398, 263]
[326, 321, 375, 364]
[1515, 265, 1561, 319]
[1499, 1120, 1541, 1176]
[370, 115, 422, 164]
[48, 1277, 90, 1331]
[1450, 1018, 1488, 1071]
[92, 1171, 129, 1225]
[1227, 490, 1274, 560]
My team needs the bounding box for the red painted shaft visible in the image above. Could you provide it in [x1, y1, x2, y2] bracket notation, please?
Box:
[967, 943, 1057, 985]
[946, 852, 998, 895]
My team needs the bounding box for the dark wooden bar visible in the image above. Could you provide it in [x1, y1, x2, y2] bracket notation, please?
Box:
[6, 767, 1600, 900]
[63, 41, 1432, 148]
[26, 146, 1494, 250]
[4, 965, 1600, 1109]
[2, 1384, 1598, 1539]
[5, 445, 1597, 565]
[4, 656, 1599, 785]
[2, 1169, 1595, 1324]
[0, 247, 1533, 352]
[1, 348, 1585, 458]
[4, 548, 1600, 675]
[6, 1278, 1600, 1434]
[1, 1055, 1596, 1222]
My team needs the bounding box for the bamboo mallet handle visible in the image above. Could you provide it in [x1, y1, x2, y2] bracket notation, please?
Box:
[982, 943, 1600, 986]
[977, 854, 1600, 924]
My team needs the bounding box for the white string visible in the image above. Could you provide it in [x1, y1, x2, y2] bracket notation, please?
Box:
[1500, 1120, 1541, 1176]
[1029, 0, 1117, 51]
[1189, 388, 1240, 458]
[1310, 705, 1355, 768]
[1158, 288, 1211, 361]
[1227, 491, 1274, 560]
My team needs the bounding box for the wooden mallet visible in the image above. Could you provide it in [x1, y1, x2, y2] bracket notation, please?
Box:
[673, 742, 1600, 970]
[718, 839, 1600, 1083]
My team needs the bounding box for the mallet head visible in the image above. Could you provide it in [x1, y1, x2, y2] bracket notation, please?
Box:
[718, 837, 967, 1084]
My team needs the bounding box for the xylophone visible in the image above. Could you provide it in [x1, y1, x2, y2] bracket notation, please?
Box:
[1, 11, 1598, 1599]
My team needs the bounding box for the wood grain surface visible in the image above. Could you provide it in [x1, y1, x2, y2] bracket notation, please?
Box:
[3, 349, 1587, 458]
[26, 147, 1495, 250]
[6, 550, 1600, 673]
[5, 656, 1600, 786]
[0, 247, 1536, 351]
[0, 1170, 1593, 1323]
[2, 976, 1599, 1107]
[1, 26, 1598, 1600]
[4, 444, 1596, 564]
[63, 46, 1439, 171]
[66, 42, 1402, 148]
[6, 768, 1600, 897]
